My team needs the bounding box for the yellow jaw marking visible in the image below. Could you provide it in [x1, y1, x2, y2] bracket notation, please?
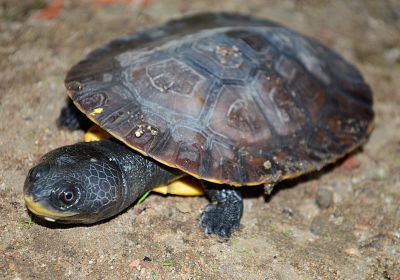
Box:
[24, 196, 76, 218]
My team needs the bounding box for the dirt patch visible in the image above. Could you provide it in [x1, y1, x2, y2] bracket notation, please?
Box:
[1, 0, 399, 279]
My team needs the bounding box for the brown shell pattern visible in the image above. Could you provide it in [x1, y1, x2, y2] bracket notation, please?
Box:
[65, 13, 374, 186]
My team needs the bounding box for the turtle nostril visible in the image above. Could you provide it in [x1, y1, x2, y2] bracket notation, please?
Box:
[29, 164, 50, 182]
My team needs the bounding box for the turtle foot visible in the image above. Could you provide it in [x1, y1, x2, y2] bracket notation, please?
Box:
[200, 188, 243, 238]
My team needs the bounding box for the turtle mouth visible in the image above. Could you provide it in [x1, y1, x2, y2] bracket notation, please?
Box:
[24, 196, 78, 221]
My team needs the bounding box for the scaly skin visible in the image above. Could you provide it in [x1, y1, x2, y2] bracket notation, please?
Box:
[24, 139, 178, 223]
[24, 139, 244, 237]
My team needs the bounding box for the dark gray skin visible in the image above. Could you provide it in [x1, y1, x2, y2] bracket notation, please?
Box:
[24, 139, 243, 237]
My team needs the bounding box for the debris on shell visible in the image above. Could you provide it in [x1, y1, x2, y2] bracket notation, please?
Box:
[216, 45, 240, 59]
[150, 129, 158, 136]
[263, 160, 272, 169]
[134, 126, 144, 137]
[155, 80, 174, 93]
[66, 81, 82, 91]
[135, 113, 144, 120]
[215, 45, 241, 66]
[238, 147, 249, 156]
[134, 124, 158, 138]
[90, 107, 104, 115]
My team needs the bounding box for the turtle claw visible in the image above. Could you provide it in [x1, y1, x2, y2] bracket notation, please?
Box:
[200, 188, 243, 238]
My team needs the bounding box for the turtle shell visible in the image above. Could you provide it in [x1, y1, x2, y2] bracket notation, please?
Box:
[65, 13, 374, 186]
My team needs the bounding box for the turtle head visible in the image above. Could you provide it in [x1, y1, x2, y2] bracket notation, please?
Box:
[23, 142, 125, 224]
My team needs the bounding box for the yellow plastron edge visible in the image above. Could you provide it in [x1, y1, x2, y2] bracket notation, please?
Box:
[84, 125, 204, 196]
[84, 124, 112, 142]
[152, 177, 204, 196]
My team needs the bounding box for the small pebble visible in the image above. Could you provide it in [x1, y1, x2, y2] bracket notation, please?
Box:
[376, 168, 387, 179]
[282, 208, 294, 218]
[316, 188, 333, 209]
[176, 202, 191, 213]
[344, 247, 361, 257]
[129, 259, 140, 269]
[310, 215, 330, 236]
[339, 154, 361, 170]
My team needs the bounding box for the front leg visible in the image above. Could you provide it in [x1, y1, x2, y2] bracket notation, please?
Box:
[200, 184, 243, 237]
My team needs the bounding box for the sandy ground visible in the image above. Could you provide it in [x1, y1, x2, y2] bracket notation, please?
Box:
[1, 0, 400, 279]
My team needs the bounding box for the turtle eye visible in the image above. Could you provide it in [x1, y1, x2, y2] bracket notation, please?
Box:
[59, 186, 79, 206]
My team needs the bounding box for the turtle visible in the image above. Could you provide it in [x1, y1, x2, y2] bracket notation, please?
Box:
[23, 12, 374, 237]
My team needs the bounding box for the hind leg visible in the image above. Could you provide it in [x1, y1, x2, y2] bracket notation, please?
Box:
[57, 99, 91, 130]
